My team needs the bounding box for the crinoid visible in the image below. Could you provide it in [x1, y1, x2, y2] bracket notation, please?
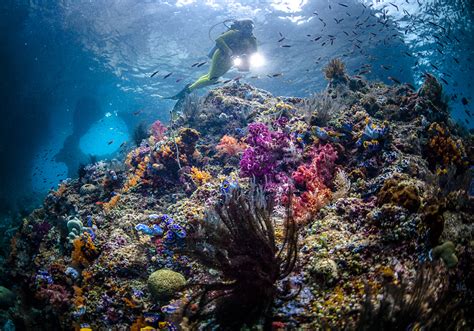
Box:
[323, 58, 348, 84]
[181, 184, 298, 330]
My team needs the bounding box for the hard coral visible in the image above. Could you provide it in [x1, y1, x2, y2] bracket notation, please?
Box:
[147, 269, 186, 301]
[377, 174, 421, 213]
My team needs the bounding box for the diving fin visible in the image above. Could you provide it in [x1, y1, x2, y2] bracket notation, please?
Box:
[164, 84, 191, 100]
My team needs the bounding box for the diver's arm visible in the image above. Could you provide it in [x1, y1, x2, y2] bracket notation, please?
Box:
[215, 30, 238, 56]
[249, 36, 258, 54]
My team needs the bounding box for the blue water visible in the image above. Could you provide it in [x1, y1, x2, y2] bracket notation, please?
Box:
[0, 0, 472, 215]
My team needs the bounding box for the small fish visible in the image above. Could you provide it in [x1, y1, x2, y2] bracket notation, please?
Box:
[462, 97, 469, 105]
[430, 63, 439, 70]
[338, 3, 348, 7]
[281, 45, 292, 48]
[222, 79, 232, 84]
[278, 37, 285, 42]
[120, 141, 127, 148]
[107, 140, 114, 145]
[389, 2, 399, 10]
[163, 72, 173, 79]
[314, 36, 322, 41]
[440, 77, 449, 85]
[191, 62, 199, 67]
[272, 73, 283, 77]
[380, 65, 391, 70]
[150, 70, 159, 78]
[334, 18, 344, 24]
[197, 61, 207, 67]
[279, 31, 283, 37]
[133, 109, 142, 115]
[388, 76, 401, 84]
[453, 57, 460, 64]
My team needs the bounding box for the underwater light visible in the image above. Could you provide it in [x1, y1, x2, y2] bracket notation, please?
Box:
[233, 57, 243, 66]
[250, 53, 265, 68]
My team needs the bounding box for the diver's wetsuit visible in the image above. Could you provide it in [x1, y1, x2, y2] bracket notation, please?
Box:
[188, 29, 257, 92]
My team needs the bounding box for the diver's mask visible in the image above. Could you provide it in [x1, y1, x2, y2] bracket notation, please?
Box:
[233, 19, 254, 35]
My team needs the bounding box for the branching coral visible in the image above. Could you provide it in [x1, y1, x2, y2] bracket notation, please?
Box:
[216, 135, 247, 157]
[180, 185, 298, 329]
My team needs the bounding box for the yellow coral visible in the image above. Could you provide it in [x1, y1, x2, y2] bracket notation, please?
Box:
[190, 167, 212, 185]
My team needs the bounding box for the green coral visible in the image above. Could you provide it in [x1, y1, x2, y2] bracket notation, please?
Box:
[431, 241, 458, 268]
[147, 269, 186, 301]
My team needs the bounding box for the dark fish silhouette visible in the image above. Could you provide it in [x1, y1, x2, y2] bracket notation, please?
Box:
[462, 97, 469, 105]
[388, 76, 401, 84]
[163, 72, 173, 79]
[278, 37, 285, 42]
[150, 71, 159, 78]
[281, 45, 292, 48]
[197, 62, 207, 67]
[107, 140, 114, 145]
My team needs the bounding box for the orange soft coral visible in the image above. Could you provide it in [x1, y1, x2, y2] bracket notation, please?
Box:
[102, 194, 121, 212]
[216, 135, 247, 156]
[71, 234, 98, 268]
[190, 166, 212, 185]
[426, 122, 467, 172]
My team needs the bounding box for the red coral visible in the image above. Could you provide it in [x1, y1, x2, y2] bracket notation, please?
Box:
[291, 144, 337, 221]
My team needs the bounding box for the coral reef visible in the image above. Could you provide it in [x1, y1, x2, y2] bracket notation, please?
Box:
[3, 62, 473, 330]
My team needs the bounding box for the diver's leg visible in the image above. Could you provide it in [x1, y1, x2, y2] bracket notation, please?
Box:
[188, 50, 232, 92]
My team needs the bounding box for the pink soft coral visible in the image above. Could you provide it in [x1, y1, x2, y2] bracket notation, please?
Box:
[150, 120, 167, 141]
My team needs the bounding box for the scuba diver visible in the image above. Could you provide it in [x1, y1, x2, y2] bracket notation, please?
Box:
[166, 19, 257, 100]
